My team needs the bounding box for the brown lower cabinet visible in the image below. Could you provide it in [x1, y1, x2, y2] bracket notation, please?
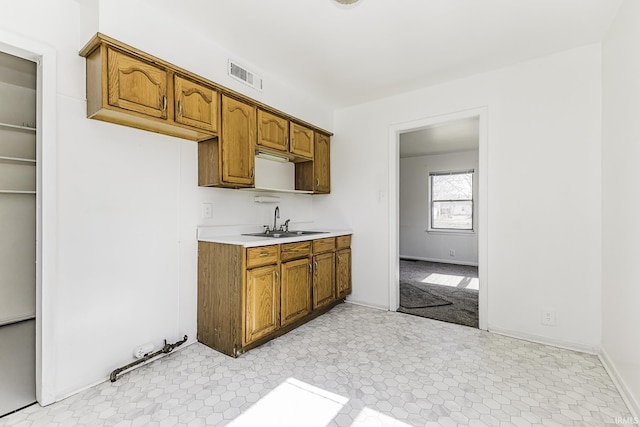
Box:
[198, 235, 351, 357]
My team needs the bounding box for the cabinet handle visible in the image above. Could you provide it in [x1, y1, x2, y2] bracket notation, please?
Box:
[260, 251, 269, 257]
[338, 255, 342, 262]
[285, 136, 289, 146]
[162, 96, 167, 111]
[178, 100, 183, 116]
[314, 261, 318, 272]
[251, 167, 255, 178]
[275, 271, 279, 282]
[316, 178, 320, 187]
[308, 263, 312, 273]
[291, 138, 295, 148]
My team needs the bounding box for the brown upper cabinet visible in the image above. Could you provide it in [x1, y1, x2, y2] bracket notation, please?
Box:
[174, 74, 218, 133]
[314, 133, 331, 194]
[80, 33, 333, 192]
[106, 48, 169, 120]
[257, 109, 289, 152]
[221, 95, 256, 186]
[295, 131, 331, 194]
[81, 36, 220, 141]
[290, 122, 314, 159]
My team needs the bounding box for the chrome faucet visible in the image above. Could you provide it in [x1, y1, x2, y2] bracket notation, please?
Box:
[273, 206, 280, 232]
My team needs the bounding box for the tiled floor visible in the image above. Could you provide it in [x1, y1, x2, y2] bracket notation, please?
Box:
[0, 303, 631, 427]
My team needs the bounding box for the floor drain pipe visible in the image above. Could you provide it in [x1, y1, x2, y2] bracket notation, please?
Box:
[109, 335, 188, 382]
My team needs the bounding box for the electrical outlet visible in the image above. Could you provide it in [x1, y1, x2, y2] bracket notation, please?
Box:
[542, 310, 556, 326]
[202, 203, 213, 219]
[449, 249, 455, 257]
[133, 343, 154, 359]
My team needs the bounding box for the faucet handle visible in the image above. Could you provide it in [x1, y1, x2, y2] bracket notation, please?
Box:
[262, 225, 270, 233]
[283, 219, 291, 232]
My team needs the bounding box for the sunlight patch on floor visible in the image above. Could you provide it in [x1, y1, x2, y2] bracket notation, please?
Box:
[229, 378, 348, 427]
[352, 407, 412, 426]
[421, 273, 479, 290]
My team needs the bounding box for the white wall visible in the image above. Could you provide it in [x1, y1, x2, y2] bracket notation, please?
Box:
[602, 0, 640, 415]
[0, 0, 332, 400]
[317, 44, 603, 349]
[399, 151, 479, 265]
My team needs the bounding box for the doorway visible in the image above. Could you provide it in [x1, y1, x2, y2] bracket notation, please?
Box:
[388, 108, 488, 330]
[0, 50, 37, 416]
[397, 118, 479, 327]
[0, 29, 57, 407]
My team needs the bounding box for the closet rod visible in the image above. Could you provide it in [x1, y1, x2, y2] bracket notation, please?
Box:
[0, 156, 36, 164]
[0, 315, 35, 328]
[0, 122, 36, 132]
[0, 190, 36, 194]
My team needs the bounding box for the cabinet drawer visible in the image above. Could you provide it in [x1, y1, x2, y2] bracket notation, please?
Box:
[336, 235, 351, 250]
[281, 241, 311, 262]
[312, 237, 335, 254]
[246, 245, 279, 268]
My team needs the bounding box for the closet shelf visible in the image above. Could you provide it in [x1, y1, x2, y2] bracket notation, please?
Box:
[0, 156, 36, 164]
[0, 122, 36, 132]
[0, 190, 36, 194]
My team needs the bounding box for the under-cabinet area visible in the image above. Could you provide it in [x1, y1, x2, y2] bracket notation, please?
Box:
[197, 233, 351, 357]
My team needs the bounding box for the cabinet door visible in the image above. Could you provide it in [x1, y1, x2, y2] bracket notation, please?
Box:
[290, 122, 314, 159]
[107, 48, 168, 119]
[313, 252, 335, 309]
[245, 264, 279, 344]
[174, 75, 218, 133]
[336, 249, 351, 298]
[257, 109, 288, 152]
[314, 133, 331, 194]
[221, 95, 256, 186]
[281, 258, 312, 326]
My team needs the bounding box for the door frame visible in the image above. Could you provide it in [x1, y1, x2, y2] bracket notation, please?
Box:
[0, 29, 58, 405]
[388, 107, 488, 330]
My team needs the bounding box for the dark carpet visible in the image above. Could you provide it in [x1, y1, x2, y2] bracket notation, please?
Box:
[398, 259, 479, 328]
[400, 281, 452, 308]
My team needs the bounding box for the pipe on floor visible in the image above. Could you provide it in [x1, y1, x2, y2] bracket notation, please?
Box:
[109, 335, 188, 382]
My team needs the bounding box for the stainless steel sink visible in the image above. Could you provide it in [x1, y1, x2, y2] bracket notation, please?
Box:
[242, 230, 327, 239]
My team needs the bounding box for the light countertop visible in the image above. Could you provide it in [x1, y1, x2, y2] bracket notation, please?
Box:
[198, 229, 352, 248]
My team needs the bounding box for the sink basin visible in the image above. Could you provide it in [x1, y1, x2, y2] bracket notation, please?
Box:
[242, 230, 327, 239]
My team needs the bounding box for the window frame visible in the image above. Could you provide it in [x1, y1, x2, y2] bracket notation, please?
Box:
[428, 169, 475, 234]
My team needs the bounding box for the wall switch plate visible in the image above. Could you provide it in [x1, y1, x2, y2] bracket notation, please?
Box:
[202, 203, 213, 219]
[542, 310, 556, 326]
[449, 249, 455, 257]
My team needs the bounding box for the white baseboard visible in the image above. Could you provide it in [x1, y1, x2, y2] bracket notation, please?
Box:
[344, 299, 389, 311]
[399, 255, 478, 267]
[599, 349, 640, 418]
[488, 325, 600, 354]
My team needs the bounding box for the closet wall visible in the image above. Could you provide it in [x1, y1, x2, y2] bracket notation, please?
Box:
[0, 52, 36, 416]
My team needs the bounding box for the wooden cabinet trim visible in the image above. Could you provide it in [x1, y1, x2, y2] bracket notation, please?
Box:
[281, 257, 312, 327]
[313, 251, 336, 309]
[313, 237, 336, 254]
[280, 241, 312, 262]
[245, 264, 280, 345]
[257, 109, 289, 152]
[246, 245, 279, 269]
[174, 74, 219, 133]
[336, 235, 351, 250]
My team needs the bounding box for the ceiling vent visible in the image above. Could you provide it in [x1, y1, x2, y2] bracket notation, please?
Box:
[228, 60, 263, 92]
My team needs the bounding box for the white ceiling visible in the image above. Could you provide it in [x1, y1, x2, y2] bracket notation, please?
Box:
[139, 0, 621, 108]
[400, 117, 479, 158]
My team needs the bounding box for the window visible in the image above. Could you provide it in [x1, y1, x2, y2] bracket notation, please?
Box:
[430, 170, 474, 231]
